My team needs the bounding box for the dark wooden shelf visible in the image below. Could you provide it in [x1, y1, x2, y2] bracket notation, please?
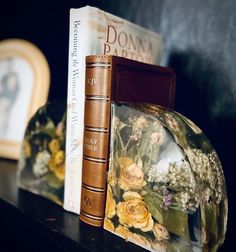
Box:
[0, 159, 146, 252]
[0, 159, 228, 251]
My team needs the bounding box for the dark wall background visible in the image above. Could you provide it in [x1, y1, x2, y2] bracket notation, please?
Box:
[0, 1, 235, 251]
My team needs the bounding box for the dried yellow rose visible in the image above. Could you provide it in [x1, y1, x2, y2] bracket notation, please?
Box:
[105, 185, 116, 219]
[118, 162, 146, 191]
[153, 223, 170, 241]
[48, 150, 65, 181]
[117, 192, 153, 232]
[122, 191, 142, 201]
[54, 150, 64, 165]
[104, 217, 115, 232]
[48, 139, 60, 154]
[118, 157, 133, 169]
[23, 139, 31, 158]
[115, 225, 130, 239]
[53, 165, 65, 181]
[107, 168, 117, 186]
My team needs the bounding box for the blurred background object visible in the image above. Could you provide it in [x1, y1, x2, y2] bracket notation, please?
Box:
[0, 39, 50, 159]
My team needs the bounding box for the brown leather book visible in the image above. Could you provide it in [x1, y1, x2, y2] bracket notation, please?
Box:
[80, 55, 176, 227]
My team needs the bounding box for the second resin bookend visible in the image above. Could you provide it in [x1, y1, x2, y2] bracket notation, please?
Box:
[104, 103, 227, 252]
[17, 100, 66, 205]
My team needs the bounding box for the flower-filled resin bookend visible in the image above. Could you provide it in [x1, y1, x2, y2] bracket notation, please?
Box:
[104, 103, 227, 252]
[18, 100, 66, 205]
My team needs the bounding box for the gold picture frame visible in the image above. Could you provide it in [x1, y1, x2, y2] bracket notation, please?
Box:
[0, 39, 50, 159]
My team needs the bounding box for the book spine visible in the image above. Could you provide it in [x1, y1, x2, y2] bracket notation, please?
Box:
[80, 56, 112, 227]
[64, 8, 87, 214]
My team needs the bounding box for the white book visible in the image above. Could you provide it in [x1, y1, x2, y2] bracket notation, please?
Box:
[64, 5, 162, 214]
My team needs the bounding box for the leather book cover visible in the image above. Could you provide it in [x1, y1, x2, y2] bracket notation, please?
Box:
[80, 55, 176, 227]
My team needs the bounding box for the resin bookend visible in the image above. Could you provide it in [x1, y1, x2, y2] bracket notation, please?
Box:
[17, 100, 66, 205]
[104, 103, 227, 252]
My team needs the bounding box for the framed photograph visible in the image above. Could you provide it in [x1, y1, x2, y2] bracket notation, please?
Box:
[0, 39, 50, 159]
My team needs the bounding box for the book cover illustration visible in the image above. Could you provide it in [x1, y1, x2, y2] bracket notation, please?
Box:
[104, 103, 227, 252]
[18, 100, 66, 205]
[65, 5, 162, 213]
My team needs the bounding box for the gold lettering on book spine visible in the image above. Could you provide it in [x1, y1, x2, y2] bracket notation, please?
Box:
[80, 57, 112, 227]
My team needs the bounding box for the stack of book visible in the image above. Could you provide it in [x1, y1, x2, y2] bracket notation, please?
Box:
[63, 5, 176, 252]
[64, 5, 165, 215]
